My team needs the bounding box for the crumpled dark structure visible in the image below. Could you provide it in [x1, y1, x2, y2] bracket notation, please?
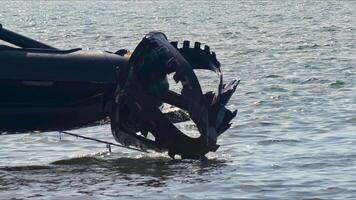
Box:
[0, 23, 238, 159]
[111, 32, 239, 159]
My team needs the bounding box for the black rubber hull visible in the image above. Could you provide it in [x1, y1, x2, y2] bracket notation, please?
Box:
[0, 46, 128, 132]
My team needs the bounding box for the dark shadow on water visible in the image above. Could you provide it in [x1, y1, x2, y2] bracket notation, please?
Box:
[0, 165, 53, 171]
[0, 154, 229, 188]
[50, 154, 228, 173]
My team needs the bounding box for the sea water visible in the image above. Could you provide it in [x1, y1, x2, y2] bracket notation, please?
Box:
[0, 1, 355, 199]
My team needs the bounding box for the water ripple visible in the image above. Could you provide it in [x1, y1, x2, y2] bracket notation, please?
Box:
[1, 0, 356, 199]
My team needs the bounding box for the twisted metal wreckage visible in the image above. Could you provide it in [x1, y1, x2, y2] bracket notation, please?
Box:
[0, 24, 239, 159]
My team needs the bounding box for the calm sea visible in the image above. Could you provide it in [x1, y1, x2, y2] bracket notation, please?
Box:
[0, 1, 355, 199]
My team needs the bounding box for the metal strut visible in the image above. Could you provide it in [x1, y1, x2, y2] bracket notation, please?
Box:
[0, 23, 57, 49]
[59, 131, 148, 153]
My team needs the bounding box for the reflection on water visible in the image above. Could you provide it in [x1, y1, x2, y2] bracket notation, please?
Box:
[0, 154, 228, 199]
[54, 154, 227, 186]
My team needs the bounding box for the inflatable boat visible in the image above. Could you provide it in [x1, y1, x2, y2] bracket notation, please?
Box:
[0, 24, 239, 159]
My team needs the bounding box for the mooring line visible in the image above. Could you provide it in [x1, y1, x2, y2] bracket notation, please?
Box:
[59, 131, 148, 153]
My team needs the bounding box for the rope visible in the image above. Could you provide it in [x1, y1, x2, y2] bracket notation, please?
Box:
[59, 131, 148, 153]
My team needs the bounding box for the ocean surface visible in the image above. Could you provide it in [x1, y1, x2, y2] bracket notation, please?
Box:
[0, 1, 355, 199]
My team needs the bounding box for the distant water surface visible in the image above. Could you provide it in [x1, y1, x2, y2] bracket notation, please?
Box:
[0, 1, 355, 199]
